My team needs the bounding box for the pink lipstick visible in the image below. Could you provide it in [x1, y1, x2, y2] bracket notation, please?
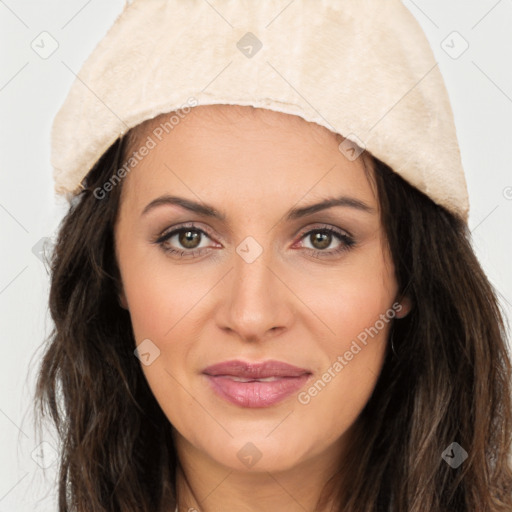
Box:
[202, 360, 311, 408]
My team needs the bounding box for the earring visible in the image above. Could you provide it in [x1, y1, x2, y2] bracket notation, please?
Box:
[390, 327, 397, 357]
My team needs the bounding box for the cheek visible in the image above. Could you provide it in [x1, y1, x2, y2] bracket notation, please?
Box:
[295, 252, 395, 436]
[309, 248, 396, 349]
[118, 246, 211, 341]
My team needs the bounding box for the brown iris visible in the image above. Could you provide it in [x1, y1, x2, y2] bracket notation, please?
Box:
[310, 231, 331, 250]
[179, 230, 201, 249]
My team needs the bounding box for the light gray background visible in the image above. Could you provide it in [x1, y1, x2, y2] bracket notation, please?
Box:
[1, 1, 511, 509]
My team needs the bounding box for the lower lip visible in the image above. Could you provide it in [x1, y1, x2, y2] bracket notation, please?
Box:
[204, 374, 310, 408]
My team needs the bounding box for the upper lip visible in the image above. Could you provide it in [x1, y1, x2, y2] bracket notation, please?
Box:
[203, 359, 311, 379]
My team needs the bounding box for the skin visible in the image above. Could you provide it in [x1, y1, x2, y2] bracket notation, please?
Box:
[114, 104, 411, 512]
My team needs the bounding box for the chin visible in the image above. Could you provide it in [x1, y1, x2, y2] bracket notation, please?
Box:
[197, 430, 322, 474]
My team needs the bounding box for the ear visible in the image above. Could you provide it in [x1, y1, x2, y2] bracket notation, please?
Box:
[118, 287, 129, 310]
[394, 294, 413, 319]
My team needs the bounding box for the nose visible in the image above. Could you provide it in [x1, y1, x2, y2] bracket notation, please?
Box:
[217, 240, 294, 343]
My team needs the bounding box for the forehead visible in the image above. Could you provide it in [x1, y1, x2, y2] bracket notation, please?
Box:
[120, 104, 377, 208]
[125, 104, 343, 150]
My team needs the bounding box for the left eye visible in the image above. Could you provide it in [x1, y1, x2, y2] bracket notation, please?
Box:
[295, 227, 355, 258]
[154, 225, 355, 259]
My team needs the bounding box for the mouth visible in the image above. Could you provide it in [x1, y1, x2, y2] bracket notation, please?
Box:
[202, 359, 312, 408]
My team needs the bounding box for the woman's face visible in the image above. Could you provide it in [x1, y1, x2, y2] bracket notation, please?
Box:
[114, 105, 410, 474]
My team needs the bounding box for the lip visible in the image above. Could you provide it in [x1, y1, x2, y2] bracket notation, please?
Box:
[202, 359, 312, 408]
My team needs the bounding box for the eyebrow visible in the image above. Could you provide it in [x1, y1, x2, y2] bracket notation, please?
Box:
[141, 194, 375, 220]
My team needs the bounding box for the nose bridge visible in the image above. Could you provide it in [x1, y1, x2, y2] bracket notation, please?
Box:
[234, 236, 272, 296]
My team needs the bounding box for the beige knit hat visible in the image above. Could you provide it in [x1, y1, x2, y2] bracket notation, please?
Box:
[51, 0, 470, 221]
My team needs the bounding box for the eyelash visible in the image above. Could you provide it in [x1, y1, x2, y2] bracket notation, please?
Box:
[153, 223, 356, 260]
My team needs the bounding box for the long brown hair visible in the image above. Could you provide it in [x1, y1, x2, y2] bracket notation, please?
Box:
[34, 131, 512, 511]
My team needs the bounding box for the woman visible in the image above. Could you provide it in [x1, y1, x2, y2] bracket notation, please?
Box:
[34, 1, 512, 511]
